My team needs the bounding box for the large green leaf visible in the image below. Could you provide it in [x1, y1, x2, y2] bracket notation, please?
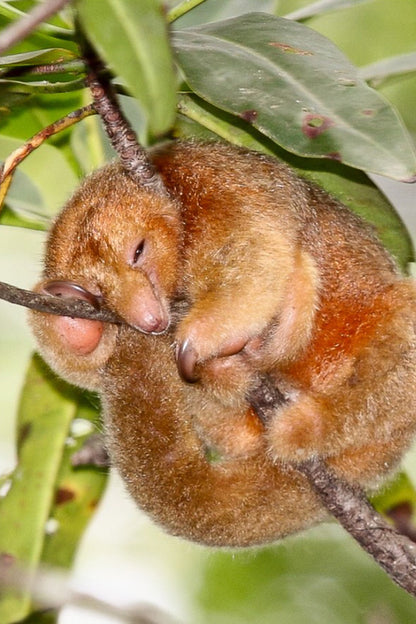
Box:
[77, 0, 177, 139]
[172, 13, 416, 180]
[0, 356, 107, 623]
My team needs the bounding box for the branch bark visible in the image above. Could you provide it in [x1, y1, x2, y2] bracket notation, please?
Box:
[0, 279, 121, 324]
[297, 458, 416, 595]
[79, 36, 168, 195]
[247, 377, 416, 597]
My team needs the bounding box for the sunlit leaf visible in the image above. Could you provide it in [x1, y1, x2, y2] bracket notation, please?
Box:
[77, 0, 177, 139]
[169, 0, 275, 26]
[0, 168, 50, 225]
[372, 472, 416, 519]
[0, 1, 73, 38]
[0, 204, 48, 230]
[0, 356, 107, 622]
[194, 524, 416, 623]
[0, 76, 85, 95]
[172, 13, 416, 180]
[40, 398, 108, 570]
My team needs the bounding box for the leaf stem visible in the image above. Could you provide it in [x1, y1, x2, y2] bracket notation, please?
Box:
[167, 0, 208, 23]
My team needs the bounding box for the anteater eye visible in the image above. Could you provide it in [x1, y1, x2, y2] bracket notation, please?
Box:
[133, 239, 146, 265]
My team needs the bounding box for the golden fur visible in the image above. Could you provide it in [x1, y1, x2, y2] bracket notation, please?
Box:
[29, 141, 416, 547]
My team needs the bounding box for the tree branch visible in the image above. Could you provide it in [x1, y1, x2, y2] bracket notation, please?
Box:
[0, 279, 122, 324]
[247, 378, 416, 598]
[79, 36, 168, 195]
[296, 458, 416, 595]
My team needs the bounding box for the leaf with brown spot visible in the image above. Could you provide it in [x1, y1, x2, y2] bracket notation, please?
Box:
[172, 13, 416, 180]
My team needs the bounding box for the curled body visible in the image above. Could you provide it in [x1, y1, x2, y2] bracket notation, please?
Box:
[29, 141, 416, 547]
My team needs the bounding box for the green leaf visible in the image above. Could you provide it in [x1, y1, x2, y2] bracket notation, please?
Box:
[169, 0, 275, 26]
[0, 48, 77, 68]
[0, 76, 85, 95]
[0, 205, 48, 230]
[77, 0, 177, 139]
[172, 13, 416, 180]
[40, 399, 108, 570]
[167, 0, 209, 24]
[0, 92, 83, 138]
[0, 356, 108, 622]
[371, 472, 416, 518]
[0, 356, 80, 621]
[175, 95, 414, 271]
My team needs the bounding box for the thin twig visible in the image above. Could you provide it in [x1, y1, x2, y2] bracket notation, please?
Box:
[0, 103, 95, 181]
[80, 36, 167, 195]
[24, 59, 85, 75]
[0, 0, 72, 55]
[0, 280, 121, 324]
